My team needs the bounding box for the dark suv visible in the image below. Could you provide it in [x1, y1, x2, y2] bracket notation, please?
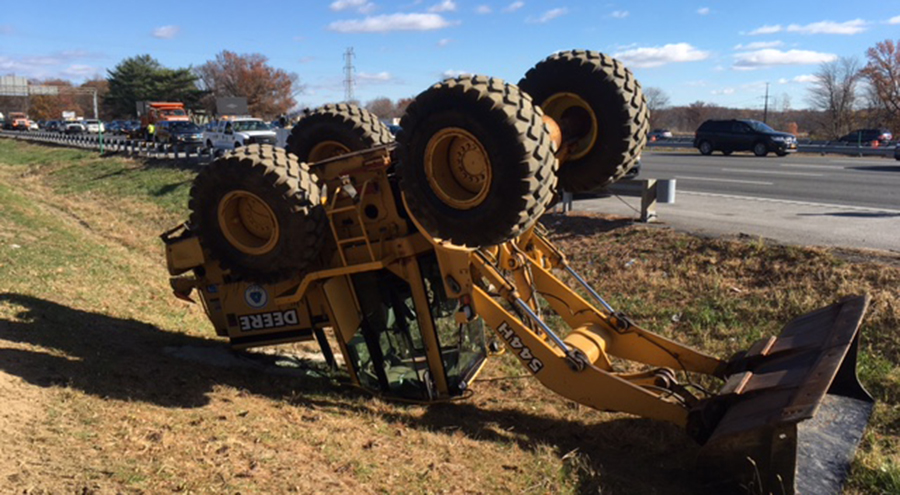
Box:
[837, 129, 892, 145]
[694, 119, 797, 157]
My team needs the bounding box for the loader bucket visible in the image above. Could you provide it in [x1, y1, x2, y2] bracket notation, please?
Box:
[696, 295, 874, 495]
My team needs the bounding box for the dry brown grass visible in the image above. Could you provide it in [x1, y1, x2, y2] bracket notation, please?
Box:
[0, 140, 897, 494]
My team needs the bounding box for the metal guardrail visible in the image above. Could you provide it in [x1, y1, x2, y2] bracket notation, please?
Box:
[646, 137, 897, 157]
[554, 178, 676, 223]
[0, 130, 212, 161]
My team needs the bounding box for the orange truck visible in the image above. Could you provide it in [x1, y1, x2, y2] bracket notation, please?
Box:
[135, 102, 189, 139]
[8, 112, 30, 131]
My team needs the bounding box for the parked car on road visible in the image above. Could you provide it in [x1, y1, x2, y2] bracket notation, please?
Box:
[894, 142, 900, 161]
[106, 121, 122, 134]
[83, 119, 104, 133]
[156, 121, 205, 146]
[837, 129, 893, 145]
[45, 120, 62, 132]
[64, 121, 85, 134]
[694, 119, 797, 157]
[648, 129, 673, 140]
[204, 118, 277, 152]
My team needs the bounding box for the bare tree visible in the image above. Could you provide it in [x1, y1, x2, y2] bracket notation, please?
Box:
[364, 97, 396, 119]
[860, 39, 900, 132]
[807, 57, 861, 139]
[644, 87, 670, 111]
[643, 87, 670, 129]
[197, 51, 300, 120]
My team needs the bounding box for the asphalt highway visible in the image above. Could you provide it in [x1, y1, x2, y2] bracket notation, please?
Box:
[575, 151, 900, 253]
[640, 151, 900, 212]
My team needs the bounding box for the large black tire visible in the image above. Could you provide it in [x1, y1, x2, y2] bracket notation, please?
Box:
[189, 144, 325, 283]
[398, 75, 557, 247]
[518, 50, 649, 193]
[699, 141, 713, 155]
[287, 103, 393, 162]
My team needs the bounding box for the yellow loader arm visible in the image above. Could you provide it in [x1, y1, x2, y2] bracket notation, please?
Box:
[427, 228, 873, 494]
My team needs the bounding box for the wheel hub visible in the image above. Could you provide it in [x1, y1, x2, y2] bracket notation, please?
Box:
[424, 127, 492, 210]
[309, 140, 351, 162]
[218, 190, 280, 255]
[541, 92, 598, 162]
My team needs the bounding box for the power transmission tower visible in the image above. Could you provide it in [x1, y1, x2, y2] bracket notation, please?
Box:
[762, 82, 770, 123]
[343, 47, 356, 103]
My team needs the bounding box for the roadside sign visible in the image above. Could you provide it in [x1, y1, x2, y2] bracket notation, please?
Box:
[216, 97, 249, 117]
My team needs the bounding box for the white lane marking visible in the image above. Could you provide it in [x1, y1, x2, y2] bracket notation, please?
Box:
[721, 168, 823, 177]
[675, 175, 773, 185]
[829, 159, 895, 165]
[679, 191, 900, 214]
[780, 163, 846, 170]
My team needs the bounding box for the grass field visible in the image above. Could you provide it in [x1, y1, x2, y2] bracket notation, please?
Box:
[0, 138, 898, 494]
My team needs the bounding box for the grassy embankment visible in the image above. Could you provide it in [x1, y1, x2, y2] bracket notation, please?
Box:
[0, 139, 897, 494]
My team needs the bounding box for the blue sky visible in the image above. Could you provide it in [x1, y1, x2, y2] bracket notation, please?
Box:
[2, 1, 899, 111]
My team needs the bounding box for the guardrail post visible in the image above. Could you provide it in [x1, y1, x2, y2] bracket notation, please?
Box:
[657, 179, 676, 204]
[640, 179, 658, 223]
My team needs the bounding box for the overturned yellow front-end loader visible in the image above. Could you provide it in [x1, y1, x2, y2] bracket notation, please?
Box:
[162, 50, 874, 494]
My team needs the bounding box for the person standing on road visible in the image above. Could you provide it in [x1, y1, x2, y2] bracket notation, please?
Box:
[147, 122, 156, 142]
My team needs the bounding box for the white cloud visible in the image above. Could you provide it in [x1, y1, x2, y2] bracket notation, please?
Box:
[793, 74, 819, 83]
[476, 5, 491, 14]
[429, 0, 456, 12]
[61, 65, 100, 78]
[330, 0, 376, 14]
[739, 81, 768, 91]
[358, 71, 393, 83]
[528, 8, 568, 23]
[610, 10, 629, 19]
[0, 52, 104, 80]
[732, 49, 837, 70]
[697, 7, 710, 15]
[786, 19, 867, 35]
[889, 15, 900, 24]
[152, 25, 180, 39]
[613, 43, 710, 68]
[748, 24, 782, 35]
[734, 41, 783, 50]
[778, 78, 789, 84]
[503, 1, 524, 13]
[437, 38, 452, 47]
[328, 13, 455, 33]
[711, 88, 735, 95]
[442, 69, 471, 78]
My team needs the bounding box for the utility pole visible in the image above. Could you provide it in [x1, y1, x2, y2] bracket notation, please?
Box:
[763, 82, 770, 123]
[343, 47, 356, 103]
